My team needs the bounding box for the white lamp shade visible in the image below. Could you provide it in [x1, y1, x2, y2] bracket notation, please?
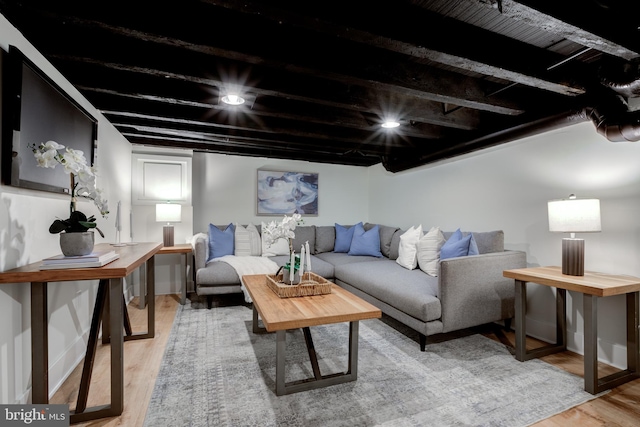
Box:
[548, 198, 601, 233]
[156, 203, 182, 223]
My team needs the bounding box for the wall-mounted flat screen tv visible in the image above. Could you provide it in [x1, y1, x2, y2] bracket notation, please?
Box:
[1, 45, 98, 194]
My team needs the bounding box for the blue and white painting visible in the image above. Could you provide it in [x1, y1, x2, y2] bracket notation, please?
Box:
[257, 170, 318, 215]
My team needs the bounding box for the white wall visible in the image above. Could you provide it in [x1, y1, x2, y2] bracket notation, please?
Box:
[0, 14, 132, 403]
[192, 153, 370, 232]
[368, 121, 640, 368]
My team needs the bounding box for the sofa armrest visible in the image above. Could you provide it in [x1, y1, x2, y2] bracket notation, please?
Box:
[194, 235, 208, 271]
[438, 250, 526, 333]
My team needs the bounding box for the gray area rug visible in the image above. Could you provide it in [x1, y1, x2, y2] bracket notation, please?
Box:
[144, 297, 599, 427]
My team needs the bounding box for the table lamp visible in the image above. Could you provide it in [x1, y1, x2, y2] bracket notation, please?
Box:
[547, 194, 601, 276]
[156, 202, 182, 247]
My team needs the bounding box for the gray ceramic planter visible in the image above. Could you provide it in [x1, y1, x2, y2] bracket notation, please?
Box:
[282, 268, 300, 284]
[59, 231, 95, 257]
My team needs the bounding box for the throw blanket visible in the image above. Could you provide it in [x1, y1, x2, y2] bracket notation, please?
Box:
[209, 255, 279, 303]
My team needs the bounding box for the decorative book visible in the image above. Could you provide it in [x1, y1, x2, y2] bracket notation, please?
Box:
[39, 251, 120, 270]
[42, 250, 117, 264]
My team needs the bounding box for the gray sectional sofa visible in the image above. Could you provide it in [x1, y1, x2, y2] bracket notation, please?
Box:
[193, 224, 526, 350]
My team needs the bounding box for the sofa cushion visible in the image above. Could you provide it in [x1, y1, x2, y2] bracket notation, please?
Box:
[291, 225, 316, 255]
[234, 223, 261, 256]
[365, 223, 399, 258]
[442, 230, 504, 254]
[198, 259, 240, 284]
[335, 260, 441, 323]
[208, 223, 235, 261]
[349, 223, 383, 257]
[396, 225, 422, 270]
[416, 226, 446, 276]
[315, 251, 385, 267]
[334, 223, 359, 252]
[315, 226, 335, 254]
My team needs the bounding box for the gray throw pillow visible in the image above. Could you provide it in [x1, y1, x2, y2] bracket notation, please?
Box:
[315, 226, 336, 254]
[388, 229, 403, 260]
[292, 225, 316, 254]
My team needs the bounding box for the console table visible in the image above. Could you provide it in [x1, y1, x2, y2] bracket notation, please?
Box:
[0, 242, 161, 423]
[503, 266, 640, 394]
[139, 243, 192, 307]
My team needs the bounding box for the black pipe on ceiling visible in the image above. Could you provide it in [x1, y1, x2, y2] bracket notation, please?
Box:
[385, 102, 640, 172]
[590, 68, 640, 141]
[581, 107, 640, 142]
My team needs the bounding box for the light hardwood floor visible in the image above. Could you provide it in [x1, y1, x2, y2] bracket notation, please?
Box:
[51, 294, 179, 427]
[52, 295, 640, 426]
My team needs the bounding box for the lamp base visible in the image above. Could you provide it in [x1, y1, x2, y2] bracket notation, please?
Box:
[562, 238, 584, 276]
[163, 225, 174, 247]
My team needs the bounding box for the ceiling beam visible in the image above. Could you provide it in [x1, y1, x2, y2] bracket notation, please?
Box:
[30, 10, 528, 115]
[52, 55, 482, 131]
[469, 0, 640, 60]
[199, 0, 590, 96]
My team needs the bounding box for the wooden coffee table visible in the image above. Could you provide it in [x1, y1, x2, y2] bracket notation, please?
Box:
[243, 274, 381, 395]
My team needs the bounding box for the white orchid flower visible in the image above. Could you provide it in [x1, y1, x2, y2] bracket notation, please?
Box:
[42, 140, 65, 151]
[76, 167, 95, 185]
[29, 140, 109, 218]
[261, 214, 303, 247]
[65, 148, 87, 164]
[34, 149, 59, 168]
[61, 149, 88, 174]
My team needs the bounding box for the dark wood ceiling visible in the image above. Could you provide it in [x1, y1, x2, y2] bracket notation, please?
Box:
[2, 0, 639, 172]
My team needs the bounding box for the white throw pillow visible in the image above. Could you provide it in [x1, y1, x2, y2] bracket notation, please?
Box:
[416, 226, 446, 276]
[235, 223, 262, 256]
[396, 225, 423, 270]
[261, 222, 290, 256]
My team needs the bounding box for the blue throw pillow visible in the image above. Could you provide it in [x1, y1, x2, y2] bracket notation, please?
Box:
[441, 233, 472, 259]
[348, 223, 383, 257]
[207, 223, 235, 261]
[468, 234, 479, 256]
[445, 228, 463, 244]
[440, 229, 480, 259]
[334, 222, 360, 252]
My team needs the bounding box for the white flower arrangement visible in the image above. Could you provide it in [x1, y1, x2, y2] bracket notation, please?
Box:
[30, 140, 109, 236]
[31, 140, 109, 216]
[261, 213, 303, 250]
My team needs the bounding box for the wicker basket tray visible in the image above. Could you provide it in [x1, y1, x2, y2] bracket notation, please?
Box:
[265, 272, 333, 298]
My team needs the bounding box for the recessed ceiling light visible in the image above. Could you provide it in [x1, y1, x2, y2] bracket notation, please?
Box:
[221, 94, 245, 105]
[381, 120, 400, 129]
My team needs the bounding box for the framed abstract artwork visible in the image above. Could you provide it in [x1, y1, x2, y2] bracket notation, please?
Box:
[257, 170, 319, 215]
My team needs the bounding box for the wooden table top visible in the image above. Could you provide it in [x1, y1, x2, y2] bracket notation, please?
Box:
[243, 274, 381, 332]
[0, 242, 162, 283]
[158, 243, 192, 254]
[503, 266, 640, 297]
